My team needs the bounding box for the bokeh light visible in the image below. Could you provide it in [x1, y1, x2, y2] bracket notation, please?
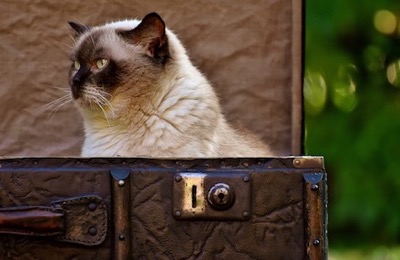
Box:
[374, 10, 397, 35]
[386, 60, 400, 87]
[304, 70, 327, 115]
[332, 65, 358, 112]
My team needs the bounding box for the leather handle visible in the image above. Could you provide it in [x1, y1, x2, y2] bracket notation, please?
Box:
[0, 206, 64, 236]
[0, 196, 107, 246]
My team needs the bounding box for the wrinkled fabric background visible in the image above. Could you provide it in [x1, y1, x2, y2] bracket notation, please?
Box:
[0, 0, 302, 156]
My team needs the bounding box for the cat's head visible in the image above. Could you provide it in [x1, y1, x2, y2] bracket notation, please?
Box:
[68, 12, 170, 117]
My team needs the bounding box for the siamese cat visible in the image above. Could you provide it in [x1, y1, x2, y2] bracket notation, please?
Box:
[68, 12, 273, 157]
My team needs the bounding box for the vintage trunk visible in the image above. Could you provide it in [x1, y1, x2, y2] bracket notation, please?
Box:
[0, 157, 326, 259]
[0, 0, 328, 259]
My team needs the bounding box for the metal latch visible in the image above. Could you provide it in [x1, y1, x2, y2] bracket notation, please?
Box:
[172, 172, 251, 220]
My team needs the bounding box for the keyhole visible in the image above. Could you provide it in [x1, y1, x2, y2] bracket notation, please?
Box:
[207, 183, 235, 210]
[192, 185, 197, 208]
[218, 192, 225, 203]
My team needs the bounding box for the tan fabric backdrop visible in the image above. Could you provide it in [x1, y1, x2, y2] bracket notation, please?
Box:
[0, 0, 302, 157]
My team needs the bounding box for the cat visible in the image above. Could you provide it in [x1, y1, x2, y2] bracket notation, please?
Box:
[68, 12, 273, 157]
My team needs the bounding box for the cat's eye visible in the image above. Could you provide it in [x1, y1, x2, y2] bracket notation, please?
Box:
[72, 61, 80, 71]
[95, 59, 108, 70]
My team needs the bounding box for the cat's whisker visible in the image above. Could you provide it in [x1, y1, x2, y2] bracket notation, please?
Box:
[67, 32, 77, 45]
[53, 41, 75, 54]
[97, 95, 115, 119]
[97, 102, 112, 127]
[49, 98, 73, 115]
[64, 24, 78, 44]
[36, 94, 72, 117]
[41, 83, 72, 100]
[82, 88, 114, 126]
[98, 97, 115, 116]
[95, 89, 115, 116]
[103, 99, 115, 117]
[48, 37, 75, 56]
[38, 94, 70, 112]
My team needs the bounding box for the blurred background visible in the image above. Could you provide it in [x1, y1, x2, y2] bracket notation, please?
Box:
[305, 0, 400, 258]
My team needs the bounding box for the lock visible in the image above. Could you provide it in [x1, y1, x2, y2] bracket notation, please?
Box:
[173, 172, 251, 220]
[207, 183, 235, 210]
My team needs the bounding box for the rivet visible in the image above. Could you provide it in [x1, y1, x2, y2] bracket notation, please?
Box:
[243, 162, 249, 167]
[313, 239, 320, 246]
[243, 176, 250, 182]
[88, 203, 97, 211]
[88, 226, 97, 236]
[118, 233, 126, 241]
[242, 211, 250, 218]
[175, 175, 182, 182]
[33, 161, 38, 165]
[311, 184, 319, 191]
[293, 159, 301, 167]
[175, 210, 181, 217]
[118, 180, 125, 187]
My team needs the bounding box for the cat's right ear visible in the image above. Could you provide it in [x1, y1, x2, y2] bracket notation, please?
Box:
[68, 21, 90, 36]
[118, 13, 168, 58]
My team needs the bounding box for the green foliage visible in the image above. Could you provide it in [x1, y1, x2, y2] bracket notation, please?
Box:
[305, 0, 400, 246]
[330, 246, 400, 260]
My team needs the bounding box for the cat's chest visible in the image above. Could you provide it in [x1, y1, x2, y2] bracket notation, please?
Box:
[81, 117, 188, 157]
[81, 94, 217, 157]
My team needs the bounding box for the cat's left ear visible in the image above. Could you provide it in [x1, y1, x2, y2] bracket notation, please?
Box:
[68, 21, 90, 36]
[119, 12, 167, 58]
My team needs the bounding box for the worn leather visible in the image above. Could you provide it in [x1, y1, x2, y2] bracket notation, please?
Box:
[51, 196, 108, 246]
[0, 158, 326, 259]
[130, 159, 306, 259]
[0, 0, 302, 157]
[0, 159, 112, 259]
[0, 206, 64, 236]
[0, 196, 107, 246]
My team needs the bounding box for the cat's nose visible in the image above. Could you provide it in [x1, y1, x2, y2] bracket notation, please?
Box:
[71, 77, 84, 99]
[72, 76, 83, 86]
[72, 71, 87, 87]
[70, 68, 90, 99]
[71, 84, 81, 99]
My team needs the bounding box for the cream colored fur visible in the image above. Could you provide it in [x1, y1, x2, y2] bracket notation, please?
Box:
[71, 19, 273, 157]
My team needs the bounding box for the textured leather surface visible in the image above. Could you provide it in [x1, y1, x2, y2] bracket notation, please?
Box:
[0, 196, 108, 245]
[52, 196, 108, 246]
[0, 157, 326, 259]
[130, 159, 307, 259]
[0, 0, 302, 156]
[0, 159, 112, 259]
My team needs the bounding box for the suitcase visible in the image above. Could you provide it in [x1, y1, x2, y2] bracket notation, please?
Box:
[0, 0, 327, 259]
[0, 157, 326, 259]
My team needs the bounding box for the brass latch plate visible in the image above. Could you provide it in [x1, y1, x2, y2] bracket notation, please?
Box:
[172, 172, 251, 220]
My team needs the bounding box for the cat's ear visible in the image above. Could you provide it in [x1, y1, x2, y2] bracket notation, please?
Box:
[68, 21, 90, 36]
[119, 12, 167, 58]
